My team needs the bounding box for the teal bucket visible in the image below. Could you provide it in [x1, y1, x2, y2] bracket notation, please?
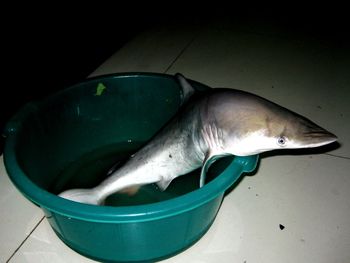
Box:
[3, 73, 258, 262]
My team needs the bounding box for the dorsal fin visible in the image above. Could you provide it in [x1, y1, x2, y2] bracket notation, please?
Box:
[175, 73, 195, 105]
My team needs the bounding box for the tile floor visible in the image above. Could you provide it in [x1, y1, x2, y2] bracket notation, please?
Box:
[1, 18, 349, 263]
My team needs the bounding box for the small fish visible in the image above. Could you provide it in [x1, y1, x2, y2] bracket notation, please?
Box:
[59, 74, 337, 205]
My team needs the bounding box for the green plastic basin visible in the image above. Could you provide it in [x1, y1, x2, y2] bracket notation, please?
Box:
[3, 73, 258, 262]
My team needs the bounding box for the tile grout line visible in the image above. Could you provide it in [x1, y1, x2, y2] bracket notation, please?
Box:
[163, 34, 197, 74]
[3, 33, 196, 263]
[324, 153, 350, 160]
[160, 32, 350, 161]
[6, 216, 45, 263]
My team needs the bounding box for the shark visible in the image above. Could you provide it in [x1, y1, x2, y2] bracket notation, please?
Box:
[59, 74, 337, 205]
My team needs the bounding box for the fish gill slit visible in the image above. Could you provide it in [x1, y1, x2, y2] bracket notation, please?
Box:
[201, 123, 224, 152]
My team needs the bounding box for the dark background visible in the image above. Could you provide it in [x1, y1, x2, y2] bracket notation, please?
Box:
[1, 6, 348, 154]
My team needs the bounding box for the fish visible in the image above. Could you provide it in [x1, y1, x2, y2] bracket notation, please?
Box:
[59, 74, 337, 205]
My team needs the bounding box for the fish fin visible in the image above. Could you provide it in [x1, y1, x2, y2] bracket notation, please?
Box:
[200, 153, 213, 188]
[59, 188, 101, 205]
[200, 153, 229, 187]
[156, 178, 173, 191]
[175, 73, 195, 105]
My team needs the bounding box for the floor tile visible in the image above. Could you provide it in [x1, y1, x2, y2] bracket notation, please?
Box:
[167, 22, 350, 157]
[161, 155, 350, 263]
[3, 19, 350, 263]
[89, 23, 200, 77]
[9, 219, 97, 263]
[0, 156, 44, 262]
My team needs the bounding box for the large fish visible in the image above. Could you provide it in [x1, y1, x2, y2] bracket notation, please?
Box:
[59, 74, 337, 205]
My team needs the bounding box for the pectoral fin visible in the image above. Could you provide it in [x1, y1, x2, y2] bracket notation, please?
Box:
[200, 153, 214, 188]
[200, 152, 229, 187]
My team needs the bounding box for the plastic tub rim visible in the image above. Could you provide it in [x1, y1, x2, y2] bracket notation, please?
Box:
[3, 72, 259, 223]
[4, 137, 257, 223]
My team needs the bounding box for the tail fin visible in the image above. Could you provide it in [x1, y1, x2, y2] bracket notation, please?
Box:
[59, 188, 102, 205]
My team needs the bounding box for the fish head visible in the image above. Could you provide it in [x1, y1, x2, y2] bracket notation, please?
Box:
[209, 90, 337, 156]
[272, 112, 338, 150]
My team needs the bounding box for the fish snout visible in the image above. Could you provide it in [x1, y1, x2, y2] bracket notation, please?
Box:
[302, 128, 338, 147]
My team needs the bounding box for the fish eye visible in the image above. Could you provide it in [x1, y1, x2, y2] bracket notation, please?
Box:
[277, 136, 287, 146]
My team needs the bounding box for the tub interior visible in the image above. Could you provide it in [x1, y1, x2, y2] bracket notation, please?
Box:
[12, 74, 224, 206]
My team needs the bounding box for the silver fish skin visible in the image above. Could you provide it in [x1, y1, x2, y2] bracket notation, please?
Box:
[59, 75, 337, 205]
